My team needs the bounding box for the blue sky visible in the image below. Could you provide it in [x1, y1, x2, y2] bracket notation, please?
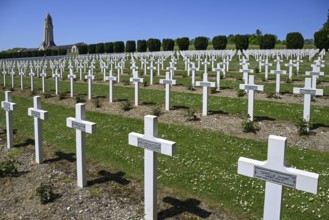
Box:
[0, 0, 328, 51]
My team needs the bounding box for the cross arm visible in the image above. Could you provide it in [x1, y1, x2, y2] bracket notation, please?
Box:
[66, 117, 96, 134]
[128, 132, 176, 156]
[28, 108, 48, 120]
[239, 84, 264, 91]
[195, 81, 216, 87]
[1, 101, 16, 111]
[286, 167, 319, 194]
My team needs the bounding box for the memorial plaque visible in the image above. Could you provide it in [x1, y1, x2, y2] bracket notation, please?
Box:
[137, 138, 161, 153]
[108, 76, 116, 81]
[162, 80, 172, 84]
[245, 85, 258, 90]
[254, 166, 296, 188]
[31, 110, 40, 118]
[86, 76, 94, 80]
[72, 121, 86, 132]
[300, 89, 316, 95]
[309, 72, 320, 76]
[3, 102, 11, 111]
[200, 82, 211, 87]
[133, 78, 141, 83]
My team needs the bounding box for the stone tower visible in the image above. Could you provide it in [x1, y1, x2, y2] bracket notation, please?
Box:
[39, 13, 56, 50]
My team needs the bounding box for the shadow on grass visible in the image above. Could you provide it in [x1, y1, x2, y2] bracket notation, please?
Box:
[312, 123, 329, 129]
[208, 110, 229, 115]
[88, 170, 130, 186]
[172, 105, 189, 110]
[44, 151, 76, 163]
[14, 138, 34, 148]
[141, 101, 157, 106]
[158, 197, 212, 220]
[254, 116, 276, 122]
[115, 98, 129, 102]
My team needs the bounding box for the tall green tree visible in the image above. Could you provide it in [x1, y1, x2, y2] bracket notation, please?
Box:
[321, 9, 329, 31]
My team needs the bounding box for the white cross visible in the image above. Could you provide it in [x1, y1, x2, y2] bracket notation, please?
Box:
[293, 78, 323, 123]
[117, 62, 123, 82]
[142, 59, 148, 75]
[160, 72, 176, 111]
[284, 59, 296, 80]
[29, 68, 35, 91]
[66, 103, 96, 188]
[210, 56, 216, 70]
[270, 66, 286, 95]
[147, 63, 156, 85]
[40, 71, 47, 93]
[10, 69, 15, 88]
[130, 62, 139, 75]
[128, 115, 176, 220]
[85, 70, 95, 100]
[305, 65, 324, 89]
[293, 56, 303, 74]
[28, 96, 48, 164]
[155, 59, 161, 76]
[261, 58, 272, 81]
[196, 73, 216, 116]
[239, 75, 264, 121]
[78, 63, 83, 80]
[190, 62, 198, 88]
[19, 70, 25, 90]
[238, 135, 319, 220]
[166, 62, 176, 79]
[257, 57, 264, 73]
[68, 69, 76, 97]
[202, 59, 210, 74]
[239, 67, 254, 85]
[1, 91, 16, 148]
[129, 70, 144, 106]
[2, 69, 6, 87]
[52, 69, 61, 95]
[105, 70, 117, 103]
[213, 63, 224, 91]
[196, 56, 202, 70]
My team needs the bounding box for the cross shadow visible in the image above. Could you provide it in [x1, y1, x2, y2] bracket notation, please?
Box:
[2, 129, 18, 135]
[88, 170, 131, 186]
[208, 110, 228, 115]
[44, 151, 76, 163]
[172, 105, 189, 110]
[312, 123, 329, 129]
[254, 116, 276, 122]
[115, 98, 128, 102]
[14, 138, 34, 148]
[141, 101, 156, 106]
[94, 95, 106, 99]
[158, 197, 212, 220]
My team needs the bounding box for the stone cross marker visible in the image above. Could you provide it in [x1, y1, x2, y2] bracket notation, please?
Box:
[19, 70, 25, 90]
[261, 58, 272, 81]
[10, 69, 15, 88]
[28, 96, 48, 164]
[105, 70, 117, 103]
[239, 66, 254, 85]
[284, 59, 296, 80]
[85, 70, 95, 100]
[1, 91, 16, 149]
[160, 72, 176, 111]
[147, 63, 156, 85]
[130, 70, 144, 106]
[196, 73, 216, 116]
[305, 66, 324, 89]
[2, 69, 6, 87]
[270, 66, 286, 95]
[239, 75, 264, 121]
[68, 69, 76, 97]
[166, 62, 176, 79]
[213, 63, 224, 91]
[190, 62, 198, 88]
[29, 68, 35, 91]
[66, 103, 96, 188]
[40, 71, 47, 93]
[128, 115, 176, 220]
[52, 70, 61, 95]
[293, 78, 323, 123]
[238, 135, 319, 220]
[294, 56, 303, 74]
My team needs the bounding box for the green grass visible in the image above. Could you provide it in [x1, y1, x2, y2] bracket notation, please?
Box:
[0, 94, 328, 219]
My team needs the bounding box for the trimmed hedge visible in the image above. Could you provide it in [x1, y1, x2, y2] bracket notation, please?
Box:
[104, 42, 114, 53]
[194, 36, 208, 50]
[137, 40, 147, 52]
[235, 35, 249, 50]
[147, 38, 161, 52]
[314, 30, 329, 50]
[88, 44, 96, 54]
[125, 40, 136, 53]
[259, 34, 276, 49]
[176, 37, 189, 50]
[286, 32, 304, 49]
[162, 38, 175, 51]
[77, 44, 88, 54]
[212, 35, 227, 50]
[113, 41, 125, 53]
[96, 43, 104, 54]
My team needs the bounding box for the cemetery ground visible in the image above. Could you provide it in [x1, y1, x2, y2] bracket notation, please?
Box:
[1, 55, 329, 219]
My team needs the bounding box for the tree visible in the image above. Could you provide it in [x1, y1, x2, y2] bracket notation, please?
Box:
[194, 36, 208, 50]
[162, 38, 175, 51]
[77, 44, 88, 54]
[96, 43, 104, 53]
[147, 38, 161, 52]
[104, 42, 114, 53]
[314, 30, 329, 50]
[88, 44, 96, 54]
[321, 9, 329, 31]
[126, 40, 136, 53]
[137, 40, 147, 52]
[259, 34, 276, 49]
[176, 37, 189, 50]
[286, 32, 304, 49]
[235, 35, 249, 50]
[113, 41, 125, 53]
[227, 34, 235, 44]
[212, 35, 227, 50]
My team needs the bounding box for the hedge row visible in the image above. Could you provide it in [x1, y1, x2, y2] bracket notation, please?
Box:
[0, 48, 67, 59]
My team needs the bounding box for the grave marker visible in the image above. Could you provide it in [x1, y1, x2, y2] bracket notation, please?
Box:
[29, 68, 35, 91]
[10, 69, 15, 88]
[19, 70, 25, 90]
[160, 72, 176, 111]
[196, 73, 216, 116]
[52, 70, 61, 95]
[1, 91, 16, 148]
[28, 96, 48, 163]
[305, 66, 324, 89]
[261, 58, 272, 81]
[213, 63, 224, 91]
[270, 66, 286, 95]
[147, 63, 156, 85]
[128, 115, 176, 220]
[239, 75, 264, 121]
[40, 71, 47, 93]
[130, 70, 144, 106]
[66, 103, 96, 188]
[85, 70, 95, 100]
[284, 59, 296, 80]
[68, 69, 76, 97]
[105, 70, 117, 103]
[238, 135, 319, 220]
